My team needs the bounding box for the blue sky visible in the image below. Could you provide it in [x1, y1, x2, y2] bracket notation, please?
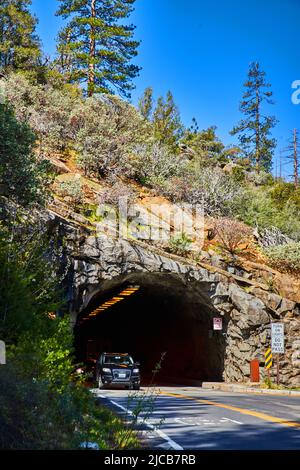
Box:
[31, 0, 300, 178]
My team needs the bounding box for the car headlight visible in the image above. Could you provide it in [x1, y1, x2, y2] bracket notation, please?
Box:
[102, 368, 111, 373]
[133, 368, 139, 374]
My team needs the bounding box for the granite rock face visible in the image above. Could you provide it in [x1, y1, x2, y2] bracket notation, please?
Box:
[56, 217, 300, 387]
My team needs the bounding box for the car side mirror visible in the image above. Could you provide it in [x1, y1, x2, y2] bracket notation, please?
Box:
[135, 362, 140, 367]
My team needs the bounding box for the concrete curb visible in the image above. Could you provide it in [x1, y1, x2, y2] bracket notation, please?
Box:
[202, 382, 300, 396]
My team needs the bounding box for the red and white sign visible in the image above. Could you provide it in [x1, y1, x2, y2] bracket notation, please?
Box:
[213, 317, 222, 330]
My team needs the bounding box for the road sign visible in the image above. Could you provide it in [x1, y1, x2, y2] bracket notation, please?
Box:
[271, 323, 284, 353]
[264, 348, 272, 370]
[213, 317, 222, 330]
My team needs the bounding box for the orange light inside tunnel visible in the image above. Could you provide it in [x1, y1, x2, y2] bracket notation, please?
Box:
[84, 285, 140, 320]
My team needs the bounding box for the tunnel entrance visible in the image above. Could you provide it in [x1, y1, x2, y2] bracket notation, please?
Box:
[74, 273, 226, 385]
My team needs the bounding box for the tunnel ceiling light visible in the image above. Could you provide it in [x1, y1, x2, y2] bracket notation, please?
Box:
[83, 285, 140, 321]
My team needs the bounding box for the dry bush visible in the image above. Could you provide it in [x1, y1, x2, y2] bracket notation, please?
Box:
[213, 218, 252, 254]
[98, 182, 137, 206]
[254, 226, 293, 248]
[159, 167, 242, 216]
[263, 243, 300, 274]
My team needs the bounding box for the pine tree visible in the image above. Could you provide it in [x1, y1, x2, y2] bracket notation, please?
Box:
[0, 0, 41, 74]
[138, 87, 153, 120]
[231, 62, 277, 173]
[56, 0, 140, 97]
[182, 120, 224, 162]
[152, 91, 184, 150]
[137, 88, 183, 151]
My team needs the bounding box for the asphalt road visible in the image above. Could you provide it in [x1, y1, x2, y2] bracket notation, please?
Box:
[92, 386, 300, 450]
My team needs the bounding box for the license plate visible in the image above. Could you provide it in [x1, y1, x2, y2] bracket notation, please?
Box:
[119, 373, 126, 378]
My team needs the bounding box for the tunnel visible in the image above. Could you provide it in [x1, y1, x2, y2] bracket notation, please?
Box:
[74, 273, 226, 385]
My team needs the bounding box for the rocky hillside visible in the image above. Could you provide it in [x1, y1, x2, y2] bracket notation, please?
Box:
[47, 149, 300, 305]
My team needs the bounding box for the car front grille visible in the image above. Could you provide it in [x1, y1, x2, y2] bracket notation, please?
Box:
[112, 369, 131, 381]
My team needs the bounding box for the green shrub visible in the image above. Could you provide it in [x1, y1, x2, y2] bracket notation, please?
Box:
[1, 74, 151, 179]
[246, 170, 274, 186]
[155, 166, 243, 217]
[0, 102, 52, 206]
[270, 182, 300, 210]
[236, 188, 300, 241]
[0, 359, 136, 450]
[231, 166, 246, 183]
[168, 233, 192, 256]
[0, 211, 138, 450]
[0, 218, 62, 343]
[131, 142, 184, 186]
[263, 242, 300, 273]
[58, 178, 83, 210]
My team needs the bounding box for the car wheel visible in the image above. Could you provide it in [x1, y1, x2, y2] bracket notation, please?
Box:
[133, 384, 140, 390]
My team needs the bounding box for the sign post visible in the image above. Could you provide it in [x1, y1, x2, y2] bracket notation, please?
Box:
[271, 323, 284, 386]
[264, 348, 272, 382]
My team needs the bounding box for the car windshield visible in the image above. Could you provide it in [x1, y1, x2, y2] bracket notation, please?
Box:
[104, 355, 134, 365]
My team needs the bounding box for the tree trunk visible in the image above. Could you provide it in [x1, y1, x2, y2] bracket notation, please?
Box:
[60, 28, 71, 82]
[88, 0, 96, 97]
[294, 128, 298, 188]
[255, 83, 260, 174]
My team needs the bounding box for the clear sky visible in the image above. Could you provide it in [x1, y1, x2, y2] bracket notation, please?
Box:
[31, 0, 300, 178]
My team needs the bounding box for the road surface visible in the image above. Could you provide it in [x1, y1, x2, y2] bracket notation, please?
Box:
[92, 386, 300, 450]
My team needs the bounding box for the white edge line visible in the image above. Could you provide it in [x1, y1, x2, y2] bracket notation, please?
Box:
[222, 417, 243, 425]
[108, 399, 183, 450]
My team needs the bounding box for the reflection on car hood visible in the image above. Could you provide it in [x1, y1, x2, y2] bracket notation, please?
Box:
[106, 363, 131, 368]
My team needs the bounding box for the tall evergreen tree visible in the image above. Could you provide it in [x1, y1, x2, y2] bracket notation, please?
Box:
[231, 62, 277, 172]
[0, 0, 41, 74]
[152, 91, 184, 150]
[138, 86, 153, 120]
[138, 88, 183, 151]
[56, 0, 140, 97]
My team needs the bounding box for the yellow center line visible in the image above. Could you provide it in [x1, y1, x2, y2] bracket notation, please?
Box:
[159, 392, 300, 429]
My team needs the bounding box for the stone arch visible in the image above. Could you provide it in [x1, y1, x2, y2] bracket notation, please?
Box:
[74, 271, 226, 384]
[62, 233, 299, 386]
